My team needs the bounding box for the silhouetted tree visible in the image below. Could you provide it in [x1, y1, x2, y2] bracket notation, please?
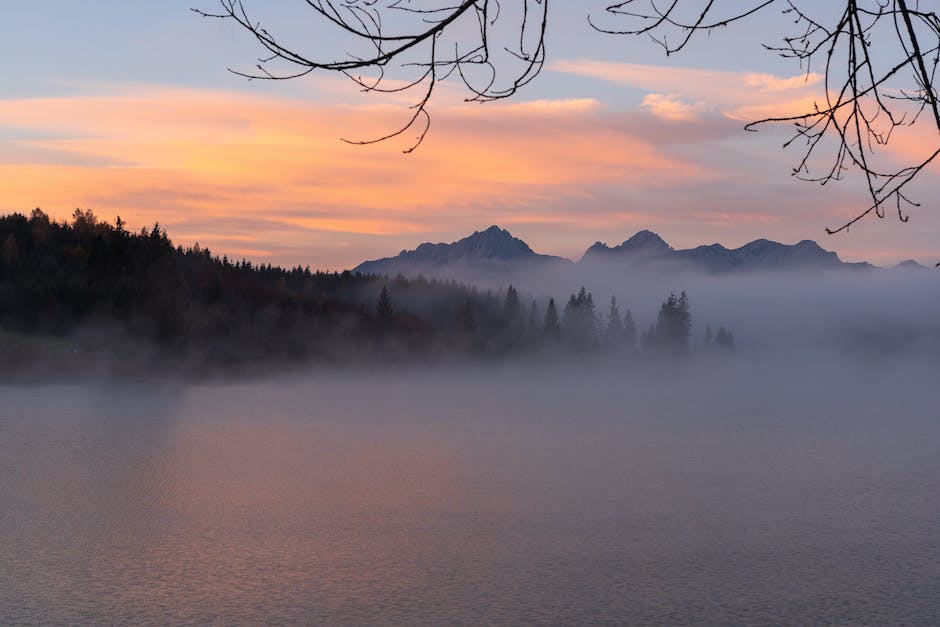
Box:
[623, 308, 637, 355]
[527, 300, 540, 344]
[653, 291, 692, 357]
[563, 287, 597, 352]
[0, 211, 742, 372]
[504, 285, 521, 318]
[502, 284, 525, 348]
[542, 297, 561, 344]
[375, 285, 394, 324]
[2, 234, 19, 275]
[459, 297, 476, 334]
[604, 296, 627, 352]
[716, 326, 735, 351]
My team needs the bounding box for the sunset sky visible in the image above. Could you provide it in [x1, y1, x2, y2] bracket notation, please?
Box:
[2, 1, 938, 268]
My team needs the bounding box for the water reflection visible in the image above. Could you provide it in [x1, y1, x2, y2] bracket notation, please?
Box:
[2, 368, 939, 623]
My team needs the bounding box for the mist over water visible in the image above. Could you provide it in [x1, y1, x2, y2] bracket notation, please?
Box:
[453, 264, 940, 360]
[2, 352, 939, 624]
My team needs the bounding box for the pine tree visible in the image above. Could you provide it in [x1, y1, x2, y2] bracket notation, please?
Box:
[654, 291, 692, 357]
[527, 300, 540, 344]
[623, 308, 637, 354]
[459, 297, 476, 333]
[563, 287, 597, 352]
[456, 296, 478, 351]
[604, 296, 626, 351]
[716, 326, 735, 351]
[2, 233, 20, 274]
[542, 297, 561, 343]
[502, 284, 524, 349]
[504, 284, 520, 318]
[376, 286, 394, 326]
[678, 291, 692, 347]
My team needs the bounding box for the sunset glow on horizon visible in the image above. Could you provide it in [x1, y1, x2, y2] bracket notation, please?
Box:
[5, 6, 940, 624]
[2, 3, 937, 269]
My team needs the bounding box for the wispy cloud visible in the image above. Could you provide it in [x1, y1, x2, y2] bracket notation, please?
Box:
[0, 83, 723, 267]
[1, 78, 931, 268]
[551, 58, 823, 121]
[640, 94, 711, 121]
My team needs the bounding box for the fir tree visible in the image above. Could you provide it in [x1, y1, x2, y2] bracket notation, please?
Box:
[623, 308, 637, 354]
[459, 297, 476, 333]
[716, 326, 735, 351]
[527, 300, 540, 344]
[502, 284, 524, 348]
[542, 297, 561, 343]
[654, 291, 692, 357]
[504, 284, 520, 318]
[376, 286, 394, 324]
[604, 296, 626, 351]
[563, 287, 597, 352]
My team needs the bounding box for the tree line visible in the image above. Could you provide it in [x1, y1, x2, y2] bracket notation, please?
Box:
[0, 210, 733, 375]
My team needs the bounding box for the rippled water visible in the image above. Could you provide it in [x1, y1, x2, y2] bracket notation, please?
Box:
[2, 365, 939, 624]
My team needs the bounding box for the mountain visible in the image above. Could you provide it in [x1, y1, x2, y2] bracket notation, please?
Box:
[354, 225, 570, 277]
[582, 230, 673, 261]
[675, 239, 841, 272]
[354, 225, 880, 279]
[582, 232, 876, 273]
[896, 259, 928, 270]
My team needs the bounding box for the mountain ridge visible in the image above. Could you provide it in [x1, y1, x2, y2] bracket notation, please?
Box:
[353, 225, 882, 276]
[354, 225, 571, 276]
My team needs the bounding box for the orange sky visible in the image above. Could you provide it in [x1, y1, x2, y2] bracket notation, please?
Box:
[2, 65, 937, 268]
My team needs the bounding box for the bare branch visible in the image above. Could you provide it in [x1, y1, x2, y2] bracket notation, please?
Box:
[197, 1, 939, 234]
[194, 0, 548, 148]
[596, 0, 940, 233]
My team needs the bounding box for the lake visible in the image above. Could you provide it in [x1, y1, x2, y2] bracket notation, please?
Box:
[2, 362, 939, 624]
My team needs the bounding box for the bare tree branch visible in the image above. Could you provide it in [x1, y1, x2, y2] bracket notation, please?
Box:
[197, 1, 939, 233]
[194, 0, 547, 152]
[593, 1, 940, 234]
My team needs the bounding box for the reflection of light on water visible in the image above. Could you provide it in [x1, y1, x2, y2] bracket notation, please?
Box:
[2, 368, 939, 623]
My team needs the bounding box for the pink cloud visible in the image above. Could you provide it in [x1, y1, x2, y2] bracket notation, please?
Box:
[640, 94, 711, 121]
[2, 78, 931, 268]
[0, 84, 726, 268]
[551, 58, 823, 121]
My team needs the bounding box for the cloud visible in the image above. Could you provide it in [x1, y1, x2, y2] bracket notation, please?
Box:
[640, 94, 711, 121]
[0, 83, 725, 268]
[549, 58, 940, 235]
[1, 78, 932, 269]
[551, 58, 822, 95]
[551, 58, 823, 121]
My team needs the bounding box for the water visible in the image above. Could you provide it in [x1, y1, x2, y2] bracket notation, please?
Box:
[2, 364, 939, 624]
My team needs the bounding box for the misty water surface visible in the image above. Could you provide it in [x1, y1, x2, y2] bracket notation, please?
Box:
[2, 359, 939, 624]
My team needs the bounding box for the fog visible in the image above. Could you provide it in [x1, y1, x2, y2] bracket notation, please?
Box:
[440, 262, 940, 361]
[3, 266, 940, 623]
[3, 346, 940, 623]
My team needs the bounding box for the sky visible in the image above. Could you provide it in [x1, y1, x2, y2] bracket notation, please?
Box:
[1, 1, 937, 269]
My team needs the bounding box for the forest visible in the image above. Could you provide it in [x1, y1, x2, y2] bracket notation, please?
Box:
[0, 210, 733, 376]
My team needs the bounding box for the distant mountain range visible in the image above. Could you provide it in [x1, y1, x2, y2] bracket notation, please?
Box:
[355, 226, 570, 276]
[581, 229, 876, 272]
[353, 225, 910, 277]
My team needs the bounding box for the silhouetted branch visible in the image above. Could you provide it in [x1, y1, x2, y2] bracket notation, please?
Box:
[589, 0, 775, 54]
[194, 0, 547, 152]
[198, 1, 939, 232]
[596, 1, 940, 233]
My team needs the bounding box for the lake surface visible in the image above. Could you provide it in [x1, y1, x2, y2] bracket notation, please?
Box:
[2, 363, 939, 624]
